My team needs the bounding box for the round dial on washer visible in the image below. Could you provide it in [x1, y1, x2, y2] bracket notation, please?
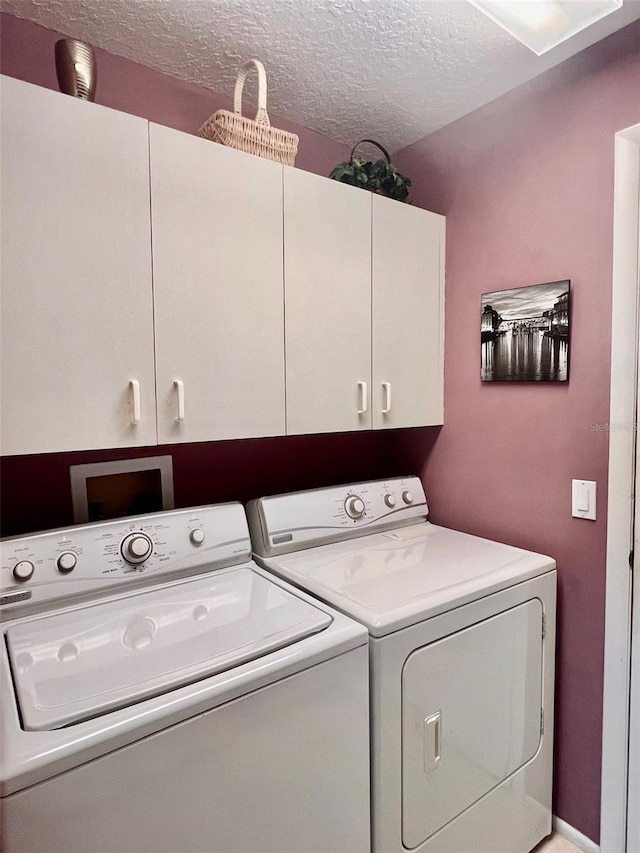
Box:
[56, 551, 77, 574]
[13, 560, 34, 582]
[190, 528, 205, 545]
[121, 532, 153, 565]
[345, 495, 365, 520]
[402, 490, 414, 505]
[384, 494, 396, 508]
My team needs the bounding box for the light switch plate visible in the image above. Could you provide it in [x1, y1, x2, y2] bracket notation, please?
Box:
[572, 479, 596, 520]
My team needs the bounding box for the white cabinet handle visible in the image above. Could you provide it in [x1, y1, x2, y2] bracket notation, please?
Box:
[424, 711, 441, 773]
[129, 379, 141, 424]
[174, 379, 185, 421]
[382, 382, 392, 414]
[357, 381, 368, 414]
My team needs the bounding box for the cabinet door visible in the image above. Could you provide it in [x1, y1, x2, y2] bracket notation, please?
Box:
[150, 125, 285, 444]
[0, 76, 156, 455]
[372, 196, 445, 429]
[284, 169, 372, 435]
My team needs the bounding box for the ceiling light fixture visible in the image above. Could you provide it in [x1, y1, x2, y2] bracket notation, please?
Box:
[467, 0, 623, 55]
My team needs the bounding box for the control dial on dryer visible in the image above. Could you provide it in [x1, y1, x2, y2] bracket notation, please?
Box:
[120, 532, 153, 565]
[345, 495, 365, 520]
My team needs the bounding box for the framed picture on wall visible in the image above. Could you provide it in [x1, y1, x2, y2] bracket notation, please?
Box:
[481, 280, 570, 382]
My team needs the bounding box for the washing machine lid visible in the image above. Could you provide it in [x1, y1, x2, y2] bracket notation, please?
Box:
[6, 565, 331, 731]
[259, 522, 555, 636]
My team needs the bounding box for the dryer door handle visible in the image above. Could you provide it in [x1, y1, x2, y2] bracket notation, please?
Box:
[423, 711, 441, 773]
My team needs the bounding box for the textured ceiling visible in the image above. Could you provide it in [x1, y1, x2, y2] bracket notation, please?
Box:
[3, 0, 639, 152]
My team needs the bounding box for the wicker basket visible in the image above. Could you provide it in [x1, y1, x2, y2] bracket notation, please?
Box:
[199, 59, 298, 167]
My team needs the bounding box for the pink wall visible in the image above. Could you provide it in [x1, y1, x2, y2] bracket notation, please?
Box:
[0, 12, 350, 177]
[394, 21, 640, 843]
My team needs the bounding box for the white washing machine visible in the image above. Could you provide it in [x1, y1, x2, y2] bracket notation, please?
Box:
[0, 502, 370, 853]
[248, 476, 557, 853]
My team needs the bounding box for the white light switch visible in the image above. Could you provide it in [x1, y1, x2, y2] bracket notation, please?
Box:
[572, 479, 596, 520]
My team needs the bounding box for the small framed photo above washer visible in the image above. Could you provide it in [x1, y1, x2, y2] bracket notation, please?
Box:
[70, 456, 175, 524]
[481, 280, 570, 382]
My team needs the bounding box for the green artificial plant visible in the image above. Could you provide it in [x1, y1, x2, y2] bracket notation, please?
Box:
[329, 139, 412, 203]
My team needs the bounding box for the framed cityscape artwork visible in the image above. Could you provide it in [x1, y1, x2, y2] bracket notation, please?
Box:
[481, 280, 570, 382]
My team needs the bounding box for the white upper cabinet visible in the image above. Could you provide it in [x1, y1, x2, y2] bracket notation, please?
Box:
[0, 76, 156, 455]
[149, 124, 285, 444]
[372, 195, 445, 429]
[1, 76, 445, 455]
[284, 168, 372, 435]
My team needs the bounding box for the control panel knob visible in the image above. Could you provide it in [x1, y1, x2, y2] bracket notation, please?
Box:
[345, 495, 365, 520]
[121, 532, 153, 565]
[13, 560, 35, 582]
[56, 552, 77, 574]
[384, 494, 396, 508]
[190, 528, 206, 545]
[402, 490, 414, 505]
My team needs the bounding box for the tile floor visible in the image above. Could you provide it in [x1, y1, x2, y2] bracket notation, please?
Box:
[533, 833, 584, 852]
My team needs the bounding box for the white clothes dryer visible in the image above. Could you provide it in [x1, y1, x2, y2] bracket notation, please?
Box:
[0, 502, 370, 853]
[248, 476, 557, 853]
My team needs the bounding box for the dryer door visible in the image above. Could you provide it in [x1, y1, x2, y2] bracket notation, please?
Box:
[402, 599, 543, 848]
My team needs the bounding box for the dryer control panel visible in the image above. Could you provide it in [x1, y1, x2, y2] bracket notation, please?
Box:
[248, 476, 428, 557]
[0, 503, 250, 617]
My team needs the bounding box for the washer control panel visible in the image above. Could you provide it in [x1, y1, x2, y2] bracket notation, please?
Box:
[248, 476, 428, 557]
[1, 503, 250, 615]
